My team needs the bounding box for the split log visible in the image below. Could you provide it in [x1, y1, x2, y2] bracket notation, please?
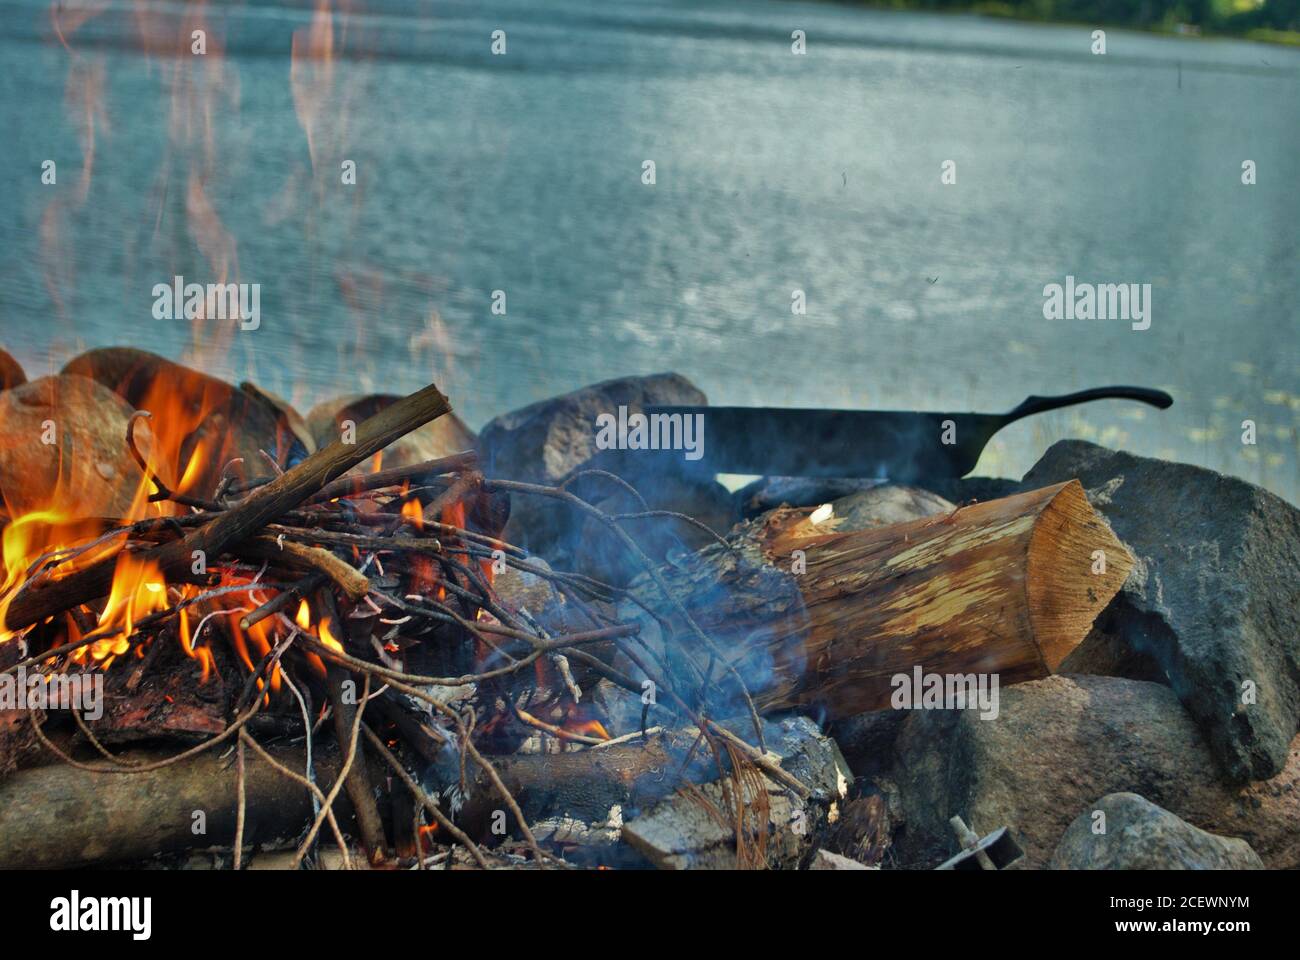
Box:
[621, 480, 1132, 720]
[0, 745, 344, 869]
[3, 381, 451, 632]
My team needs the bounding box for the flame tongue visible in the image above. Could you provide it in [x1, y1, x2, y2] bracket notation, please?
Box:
[86, 553, 168, 663]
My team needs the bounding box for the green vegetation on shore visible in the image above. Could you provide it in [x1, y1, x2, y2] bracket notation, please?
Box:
[851, 0, 1300, 44]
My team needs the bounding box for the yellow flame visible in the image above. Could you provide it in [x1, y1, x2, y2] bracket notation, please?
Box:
[84, 553, 169, 661]
[318, 615, 344, 654]
[401, 498, 424, 530]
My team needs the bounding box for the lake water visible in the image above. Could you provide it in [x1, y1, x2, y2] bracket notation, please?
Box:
[2, 0, 1297, 501]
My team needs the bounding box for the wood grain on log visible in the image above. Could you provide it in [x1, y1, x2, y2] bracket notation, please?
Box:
[626, 480, 1132, 720]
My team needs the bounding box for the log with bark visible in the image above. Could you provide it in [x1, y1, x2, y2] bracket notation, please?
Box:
[619, 480, 1132, 720]
[0, 745, 345, 869]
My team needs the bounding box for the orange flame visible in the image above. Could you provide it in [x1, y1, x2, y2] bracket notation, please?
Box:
[401, 497, 424, 531]
[568, 718, 612, 741]
[318, 615, 344, 654]
[79, 554, 169, 663]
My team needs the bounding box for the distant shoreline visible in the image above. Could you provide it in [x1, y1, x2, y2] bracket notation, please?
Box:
[829, 1, 1300, 47]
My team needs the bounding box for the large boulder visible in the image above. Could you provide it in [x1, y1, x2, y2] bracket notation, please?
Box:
[1020, 440, 1300, 782]
[63, 347, 239, 425]
[890, 674, 1300, 870]
[0, 374, 147, 518]
[1051, 792, 1263, 870]
[62, 348, 306, 496]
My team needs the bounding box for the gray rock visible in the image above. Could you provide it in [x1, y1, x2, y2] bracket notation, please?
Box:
[478, 372, 707, 485]
[0, 374, 147, 518]
[827, 484, 953, 531]
[1020, 440, 1300, 782]
[479, 374, 725, 565]
[305, 393, 477, 469]
[1052, 792, 1263, 870]
[1058, 619, 1166, 684]
[735, 476, 887, 518]
[573, 471, 739, 585]
[831, 709, 908, 779]
[890, 674, 1300, 870]
[491, 557, 558, 618]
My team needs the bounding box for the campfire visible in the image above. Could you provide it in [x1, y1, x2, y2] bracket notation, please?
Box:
[4, 0, 1295, 890]
[0, 347, 1144, 871]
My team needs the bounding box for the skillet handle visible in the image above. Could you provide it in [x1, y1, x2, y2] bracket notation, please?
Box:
[1003, 386, 1172, 425]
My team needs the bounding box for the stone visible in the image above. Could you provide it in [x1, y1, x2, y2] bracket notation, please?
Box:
[478, 372, 706, 485]
[1051, 792, 1263, 870]
[890, 674, 1300, 870]
[178, 395, 303, 497]
[572, 472, 739, 585]
[821, 484, 953, 531]
[910, 475, 1021, 506]
[478, 374, 718, 564]
[305, 393, 476, 471]
[61, 348, 304, 496]
[831, 710, 909, 780]
[1020, 440, 1300, 782]
[491, 556, 558, 617]
[0, 349, 25, 392]
[734, 475, 1014, 521]
[735, 477, 886, 518]
[62, 348, 237, 424]
[0, 374, 147, 519]
[239, 382, 315, 461]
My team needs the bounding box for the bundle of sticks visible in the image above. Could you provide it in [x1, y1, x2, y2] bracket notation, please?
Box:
[0, 379, 1134, 870]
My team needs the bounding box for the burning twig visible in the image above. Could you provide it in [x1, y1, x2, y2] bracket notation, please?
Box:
[240, 535, 370, 600]
[2, 381, 452, 632]
[1, 371, 816, 870]
[126, 410, 222, 512]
